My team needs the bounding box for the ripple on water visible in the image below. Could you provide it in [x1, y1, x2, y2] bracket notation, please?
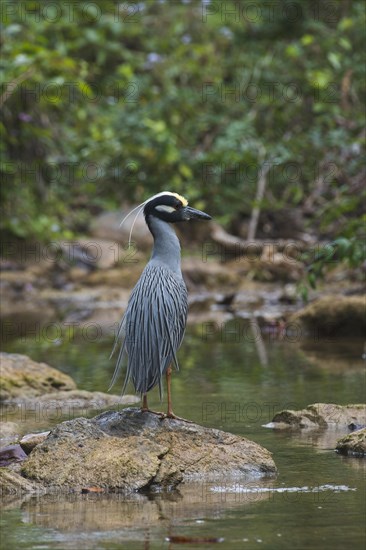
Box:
[211, 484, 357, 494]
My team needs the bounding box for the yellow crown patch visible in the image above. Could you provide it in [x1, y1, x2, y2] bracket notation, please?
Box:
[172, 193, 188, 207]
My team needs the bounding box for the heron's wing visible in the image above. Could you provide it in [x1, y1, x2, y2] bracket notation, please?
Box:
[159, 275, 188, 371]
[110, 264, 187, 396]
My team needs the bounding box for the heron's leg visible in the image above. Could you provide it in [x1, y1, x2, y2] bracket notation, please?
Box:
[166, 365, 173, 417]
[141, 393, 148, 411]
[165, 366, 193, 423]
[141, 393, 165, 417]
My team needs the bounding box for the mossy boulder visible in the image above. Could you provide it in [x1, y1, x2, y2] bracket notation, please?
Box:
[0, 353, 76, 401]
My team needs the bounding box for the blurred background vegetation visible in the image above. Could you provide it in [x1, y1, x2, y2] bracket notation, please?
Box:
[1, 0, 365, 267]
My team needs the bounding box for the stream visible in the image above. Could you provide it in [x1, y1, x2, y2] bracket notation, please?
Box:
[0, 320, 365, 549]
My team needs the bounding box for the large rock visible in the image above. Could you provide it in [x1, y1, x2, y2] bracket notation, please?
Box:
[21, 408, 276, 493]
[0, 353, 76, 401]
[336, 428, 366, 457]
[266, 403, 366, 430]
[291, 295, 366, 337]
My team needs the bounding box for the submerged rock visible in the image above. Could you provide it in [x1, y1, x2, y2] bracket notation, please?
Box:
[336, 428, 366, 458]
[0, 353, 76, 401]
[266, 404, 366, 430]
[291, 295, 366, 337]
[21, 408, 276, 493]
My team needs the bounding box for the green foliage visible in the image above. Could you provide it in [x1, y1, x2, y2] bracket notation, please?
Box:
[309, 236, 366, 277]
[299, 235, 366, 301]
[1, 0, 365, 261]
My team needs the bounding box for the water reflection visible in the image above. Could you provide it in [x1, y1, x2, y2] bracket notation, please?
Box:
[271, 424, 366, 455]
[18, 483, 272, 532]
[1, 475, 363, 549]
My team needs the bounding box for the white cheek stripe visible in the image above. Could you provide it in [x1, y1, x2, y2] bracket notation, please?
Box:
[155, 205, 176, 214]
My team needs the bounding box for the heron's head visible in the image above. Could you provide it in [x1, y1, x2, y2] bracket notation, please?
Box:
[143, 192, 211, 223]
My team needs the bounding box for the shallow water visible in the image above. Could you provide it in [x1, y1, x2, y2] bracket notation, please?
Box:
[1, 320, 365, 549]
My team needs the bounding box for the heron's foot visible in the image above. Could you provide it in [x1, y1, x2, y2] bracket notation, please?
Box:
[160, 411, 194, 423]
[141, 407, 165, 418]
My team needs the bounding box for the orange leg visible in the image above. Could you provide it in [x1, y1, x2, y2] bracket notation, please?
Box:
[165, 366, 192, 422]
[166, 366, 173, 417]
[141, 393, 164, 417]
[141, 393, 148, 411]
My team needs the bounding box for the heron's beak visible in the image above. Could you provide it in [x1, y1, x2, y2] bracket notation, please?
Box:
[183, 206, 211, 221]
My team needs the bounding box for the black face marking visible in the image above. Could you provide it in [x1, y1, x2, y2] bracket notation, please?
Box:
[144, 193, 185, 221]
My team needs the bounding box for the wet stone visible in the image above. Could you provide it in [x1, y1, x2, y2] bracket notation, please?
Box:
[20, 432, 50, 455]
[0, 445, 27, 467]
[267, 403, 366, 430]
[21, 408, 276, 493]
[336, 428, 366, 458]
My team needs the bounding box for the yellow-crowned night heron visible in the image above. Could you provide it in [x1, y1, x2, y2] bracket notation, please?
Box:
[110, 192, 211, 418]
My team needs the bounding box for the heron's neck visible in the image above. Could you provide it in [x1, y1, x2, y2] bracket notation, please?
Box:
[147, 216, 182, 273]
